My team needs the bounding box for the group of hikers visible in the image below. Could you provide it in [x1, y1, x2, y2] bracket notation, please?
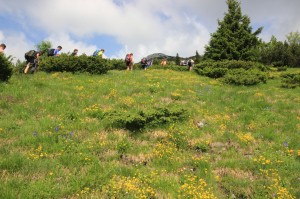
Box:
[23, 47, 107, 74]
[23, 46, 63, 74]
[22, 45, 136, 73]
[1, 43, 194, 73]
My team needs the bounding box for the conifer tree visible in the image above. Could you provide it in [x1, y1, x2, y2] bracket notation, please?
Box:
[204, 0, 262, 61]
[195, 50, 201, 64]
[175, 53, 180, 65]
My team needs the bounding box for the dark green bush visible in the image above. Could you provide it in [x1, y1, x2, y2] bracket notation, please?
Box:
[39, 54, 109, 75]
[105, 106, 188, 131]
[223, 69, 267, 86]
[195, 67, 228, 78]
[280, 73, 300, 88]
[276, 66, 288, 72]
[0, 54, 13, 82]
[195, 60, 269, 71]
[107, 59, 127, 70]
[194, 60, 269, 85]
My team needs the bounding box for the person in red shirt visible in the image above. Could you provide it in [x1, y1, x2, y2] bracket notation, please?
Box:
[125, 53, 134, 71]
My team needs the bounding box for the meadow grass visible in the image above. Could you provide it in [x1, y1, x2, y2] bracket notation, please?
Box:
[0, 69, 299, 198]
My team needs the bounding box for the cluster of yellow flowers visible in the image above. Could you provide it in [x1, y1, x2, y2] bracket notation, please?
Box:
[254, 92, 264, 97]
[178, 175, 216, 199]
[106, 89, 117, 99]
[76, 187, 93, 197]
[28, 144, 48, 160]
[152, 142, 177, 160]
[75, 85, 84, 91]
[260, 169, 295, 199]
[120, 96, 135, 106]
[253, 155, 271, 165]
[219, 124, 227, 134]
[170, 92, 182, 100]
[83, 104, 100, 113]
[287, 149, 300, 157]
[28, 144, 62, 160]
[101, 175, 156, 199]
[237, 132, 255, 143]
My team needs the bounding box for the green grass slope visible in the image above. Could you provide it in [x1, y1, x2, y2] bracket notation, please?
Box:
[0, 69, 299, 198]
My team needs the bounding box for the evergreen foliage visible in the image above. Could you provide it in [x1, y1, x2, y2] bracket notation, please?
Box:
[0, 53, 13, 82]
[259, 32, 300, 68]
[204, 0, 262, 61]
[35, 40, 52, 53]
[195, 50, 201, 64]
[175, 53, 180, 65]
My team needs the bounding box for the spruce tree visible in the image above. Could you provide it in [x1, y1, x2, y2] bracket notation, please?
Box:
[195, 50, 201, 64]
[204, 0, 262, 61]
[175, 53, 180, 65]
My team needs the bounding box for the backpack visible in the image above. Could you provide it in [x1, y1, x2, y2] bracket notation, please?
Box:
[93, 50, 101, 57]
[47, 48, 55, 56]
[24, 50, 36, 60]
[125, 54, 132, 63]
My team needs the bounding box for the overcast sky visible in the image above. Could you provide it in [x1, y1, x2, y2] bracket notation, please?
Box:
[0, 0, 299, 61]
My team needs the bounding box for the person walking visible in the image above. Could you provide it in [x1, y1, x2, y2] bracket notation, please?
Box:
[53, 46, 62, 56]
[187, 59, 194, 71]
[24, 50, 44, 74]
[125, 53, 134, 71]
[71, 49, 78, 56]
[93, 49, 105, 58]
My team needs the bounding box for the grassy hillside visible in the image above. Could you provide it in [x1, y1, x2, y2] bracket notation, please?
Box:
[0, 69, 299, 198]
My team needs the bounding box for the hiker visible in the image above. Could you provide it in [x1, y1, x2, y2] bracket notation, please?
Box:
[93, 49, 105, 58]
[0, 43, 6, 54]
[141, 57, 148, 70]
[187, 59, 194, 71]
[24, 50, 44, 74]
[53, 46, 62, 56]
[160, 59, 167, 66]
[71, 49, 78, 56]
[147, 59, 153, 67]
[125, 53, 134, 71]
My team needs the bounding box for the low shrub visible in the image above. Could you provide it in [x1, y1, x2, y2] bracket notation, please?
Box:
[276, 66, 288, 72]
[105, 106, 188, 131]
[195, 67, 228, 78]
[107, 59, 127, 70]
[195, 60, 269, 71]
[0, 54, 13, 82]
[223, 69, 267, 86]
[39, 54, 109, 75]
[280, 73, 300, 88]
[194, 60, 269, 85]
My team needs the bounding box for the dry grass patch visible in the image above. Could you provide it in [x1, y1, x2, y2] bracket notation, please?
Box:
[214, 168, 255, 181]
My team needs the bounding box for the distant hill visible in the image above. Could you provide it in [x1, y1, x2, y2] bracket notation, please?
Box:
[145, 53, 174, 60]
[145, 53, 196, 61]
